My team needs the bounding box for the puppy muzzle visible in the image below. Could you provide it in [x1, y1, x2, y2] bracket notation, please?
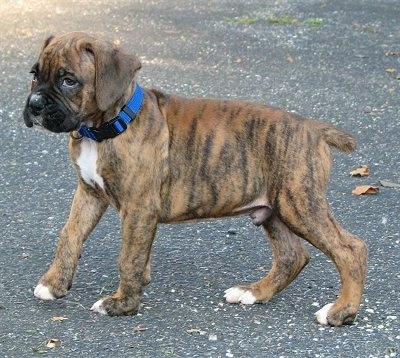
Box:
[23, 92, 79, 133]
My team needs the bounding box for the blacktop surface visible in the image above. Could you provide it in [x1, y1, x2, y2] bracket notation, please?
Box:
[0, 0, 399, 357]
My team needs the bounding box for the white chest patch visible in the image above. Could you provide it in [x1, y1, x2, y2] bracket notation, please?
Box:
[76, 139, 104, 189]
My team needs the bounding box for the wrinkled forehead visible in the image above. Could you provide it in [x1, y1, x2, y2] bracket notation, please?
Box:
[36, 35, 94, 78]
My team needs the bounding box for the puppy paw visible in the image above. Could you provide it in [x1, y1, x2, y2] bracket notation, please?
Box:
[315, 303, 334, 325]
[90, 295, 140, 316]
[90, 299, 107, 315]
[34, 284, 56, 301]
[224, 287, 257, 305]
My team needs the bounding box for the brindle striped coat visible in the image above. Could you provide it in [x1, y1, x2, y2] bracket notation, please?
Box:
[24, 32, 367, 326]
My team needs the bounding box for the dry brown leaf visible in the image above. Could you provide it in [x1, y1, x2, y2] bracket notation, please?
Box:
[379, 180, 400, 188]
[46, 339, 61, 349]
[349, 165, 370, 177]
[51, 316, 68, 322]
[352, 185, 379, 195]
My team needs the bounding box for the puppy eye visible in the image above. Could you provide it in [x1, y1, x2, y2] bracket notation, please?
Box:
[30, 71, 38, 83]
[62, 78, 77, 88]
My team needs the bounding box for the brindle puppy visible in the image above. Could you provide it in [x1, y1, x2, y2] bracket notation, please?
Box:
[23, 32, 367, 326]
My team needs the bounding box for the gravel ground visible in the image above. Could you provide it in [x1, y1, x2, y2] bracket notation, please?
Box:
[0, 0, 399, 357]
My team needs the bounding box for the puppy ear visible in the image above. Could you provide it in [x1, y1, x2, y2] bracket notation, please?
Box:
[42, 35, 55, 50]
[86, 40, 141, 111]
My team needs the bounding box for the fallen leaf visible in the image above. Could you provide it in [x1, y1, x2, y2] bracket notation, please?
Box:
[386, 50, 400, 57]
[349, 165, 370, 177]
[386, 68, 397, 74]
[287, 55, 294, 63]
[187, 327, 207, 335]
[352, 185, 379, 195]
[46, 339, 61, 349]
[51, 316, 68, 322]
[133, 325, 147, 333]
[379, 180, 400, 188]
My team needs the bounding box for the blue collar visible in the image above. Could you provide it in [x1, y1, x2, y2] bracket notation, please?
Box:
[77, 84, 144, 142]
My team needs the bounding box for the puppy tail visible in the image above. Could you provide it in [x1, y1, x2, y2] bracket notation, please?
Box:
[320, 124, 356, 153]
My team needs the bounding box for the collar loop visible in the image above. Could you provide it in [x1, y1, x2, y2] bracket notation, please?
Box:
[78, 84, 144, 142]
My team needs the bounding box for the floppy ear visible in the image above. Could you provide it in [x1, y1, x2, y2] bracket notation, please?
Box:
[86, 40, 141, 111]
[42, 35, 55, 50]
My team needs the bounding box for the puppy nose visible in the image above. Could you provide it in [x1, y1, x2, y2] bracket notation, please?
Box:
[29, 93, 46, 114]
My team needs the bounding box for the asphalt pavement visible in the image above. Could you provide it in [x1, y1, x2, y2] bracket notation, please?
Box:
[0, 0, 399, 357]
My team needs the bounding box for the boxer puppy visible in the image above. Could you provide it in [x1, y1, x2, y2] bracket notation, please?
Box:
[23, 32, 367, 326]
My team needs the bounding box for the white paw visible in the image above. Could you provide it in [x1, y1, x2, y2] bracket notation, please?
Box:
[90, 299, 107, 315]
[315, 303, 334, 325]
[224, 287, 257, 305]
[34, 284, 55, 300]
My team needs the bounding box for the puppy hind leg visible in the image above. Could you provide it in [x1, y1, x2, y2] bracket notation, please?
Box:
[312, 218, 367, 326]
[278, 199, 367, 326]
[224, 216, 310, 304]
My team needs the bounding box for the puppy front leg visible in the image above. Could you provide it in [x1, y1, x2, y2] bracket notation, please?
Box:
[91, 209, 158, 316]
[34, 183, 108, 300]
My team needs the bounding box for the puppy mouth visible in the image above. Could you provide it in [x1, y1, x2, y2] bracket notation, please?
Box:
[23, 111, 43, 128]
[23, 99, 81, 133]
[23, 104, 42, 128]
[24, 110, 80, 134]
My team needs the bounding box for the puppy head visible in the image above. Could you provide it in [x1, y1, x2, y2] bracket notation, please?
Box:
[23, 32, 141, 133]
